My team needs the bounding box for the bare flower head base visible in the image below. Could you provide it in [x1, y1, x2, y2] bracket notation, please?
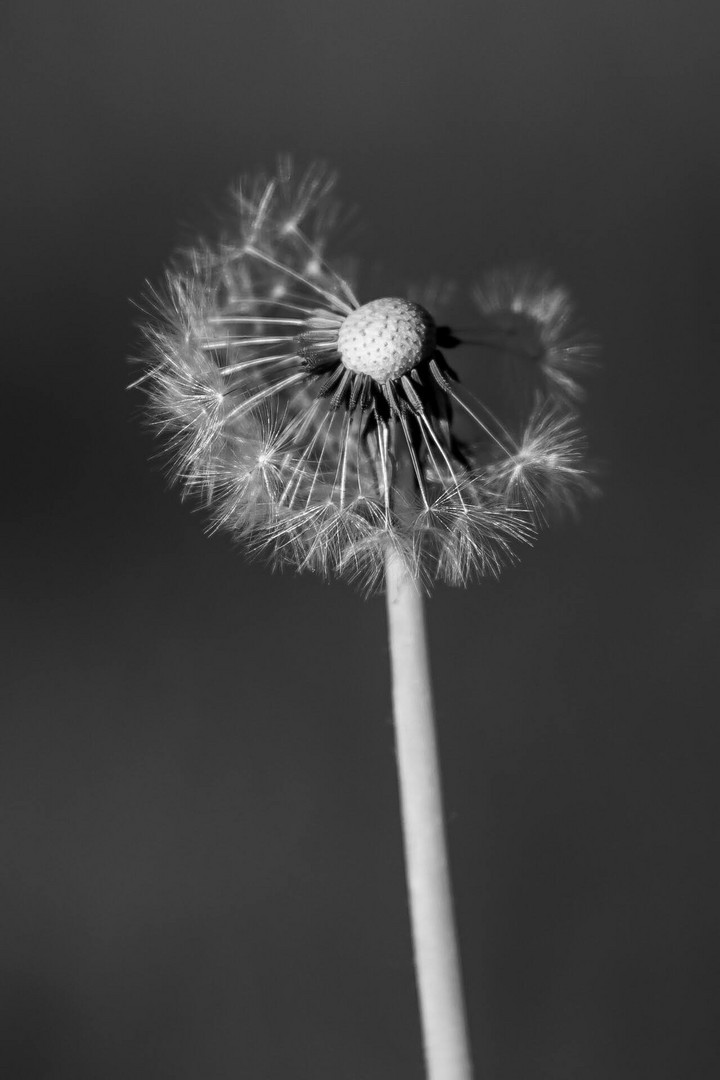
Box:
[135, 159, 596, 591]
[133, 159, 597, 1080]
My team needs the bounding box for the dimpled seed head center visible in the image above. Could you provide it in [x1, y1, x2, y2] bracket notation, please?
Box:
[337, 298, 436, 382]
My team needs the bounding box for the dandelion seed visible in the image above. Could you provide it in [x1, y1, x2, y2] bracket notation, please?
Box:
[472, 266, 599, 402]
[487, 402, 599, 522]
[134, 161, 596, 591]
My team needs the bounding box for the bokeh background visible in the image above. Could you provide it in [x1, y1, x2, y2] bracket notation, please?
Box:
[3, 1, 719, 1076]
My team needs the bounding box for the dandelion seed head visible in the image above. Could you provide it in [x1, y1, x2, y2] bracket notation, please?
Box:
[133, 160, 597, 591]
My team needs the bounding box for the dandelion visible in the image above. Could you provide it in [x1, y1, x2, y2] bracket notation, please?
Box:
[133, 158, 597, 1080]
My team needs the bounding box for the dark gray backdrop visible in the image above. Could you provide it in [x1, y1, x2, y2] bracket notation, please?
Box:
[3, 1, 719, 1077]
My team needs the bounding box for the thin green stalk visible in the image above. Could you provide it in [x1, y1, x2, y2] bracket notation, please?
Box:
[384, 547, 474, 1080]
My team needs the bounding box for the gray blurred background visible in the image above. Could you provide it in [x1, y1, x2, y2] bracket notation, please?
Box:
[2, 1, 719, 1076]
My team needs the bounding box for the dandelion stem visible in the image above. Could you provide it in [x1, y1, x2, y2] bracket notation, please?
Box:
[384, 547, 474, 1080]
